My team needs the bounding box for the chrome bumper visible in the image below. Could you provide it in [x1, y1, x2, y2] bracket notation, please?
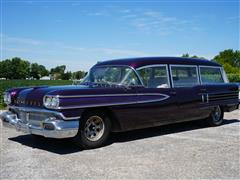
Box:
[0, 110, 79, 139]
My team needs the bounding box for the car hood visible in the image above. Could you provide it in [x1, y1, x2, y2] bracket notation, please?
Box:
[13, 85, 126, 108]
[13, 85, 89, 108]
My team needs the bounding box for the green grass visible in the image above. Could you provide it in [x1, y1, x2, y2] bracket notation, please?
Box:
[0, 80, 72, 109]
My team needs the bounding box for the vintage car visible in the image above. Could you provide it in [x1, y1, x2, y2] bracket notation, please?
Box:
[1, 57, 239, 149]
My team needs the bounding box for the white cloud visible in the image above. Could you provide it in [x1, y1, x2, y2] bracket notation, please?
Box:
[3, 34, 44, 45]
[2, 34, 151, 71]
[94, 48, 149, 57]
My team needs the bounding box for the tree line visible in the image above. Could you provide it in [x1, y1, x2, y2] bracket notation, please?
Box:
[0, 49, 239, 81]
[0, 57, 86, 80]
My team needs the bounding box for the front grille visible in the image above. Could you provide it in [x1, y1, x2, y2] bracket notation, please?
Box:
[15, 110, 50, 127]
[18, 111, 29, 124]
[208, 91, 239, 102]
[16, 97, 42, 107]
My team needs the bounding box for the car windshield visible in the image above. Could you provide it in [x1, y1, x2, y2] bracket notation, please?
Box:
[81, 66, 141, 87]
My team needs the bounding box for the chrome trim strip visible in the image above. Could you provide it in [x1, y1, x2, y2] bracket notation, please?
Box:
[207, 91, 239, 95]
[54, 93, 170, 110]
[49, 93, 168, 98]
[8, 106, 80, 120]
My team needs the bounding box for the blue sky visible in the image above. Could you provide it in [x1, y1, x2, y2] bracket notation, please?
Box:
[1, 0, 239, 71]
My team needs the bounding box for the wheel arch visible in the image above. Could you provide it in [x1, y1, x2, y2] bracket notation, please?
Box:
[80, 107, 122, 132]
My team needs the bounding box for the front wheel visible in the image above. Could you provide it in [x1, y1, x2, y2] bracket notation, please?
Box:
[73, 111, 111, 149]
[206, 106, 224, 126]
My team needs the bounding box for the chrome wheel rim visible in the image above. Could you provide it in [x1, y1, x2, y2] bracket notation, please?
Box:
[84, 116, 105, 141]
[212, 106, 222, 122]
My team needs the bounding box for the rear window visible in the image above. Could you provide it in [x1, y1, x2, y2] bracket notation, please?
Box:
[170, 66, 199, 87]
[200, 67, 224, 84]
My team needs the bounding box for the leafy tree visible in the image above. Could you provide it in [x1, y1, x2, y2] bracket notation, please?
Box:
[30, 63, 49, 79]
[0, 59, 12, 79]
[38, 65, 49, 77]
[9, 57, 30, 79]
[182, 54, 206, 59]
[61, 71, 72, 80]
[214, 49, 240, 74]
[50, 65, 66, 80]
[30, 63, 41, 79]
[50, 65, 66, 75]
[182, 53, 190, 58]
[72, 70, 86, 79]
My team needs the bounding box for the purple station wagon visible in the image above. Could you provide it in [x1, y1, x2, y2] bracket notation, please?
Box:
[1, 57, 239, 149]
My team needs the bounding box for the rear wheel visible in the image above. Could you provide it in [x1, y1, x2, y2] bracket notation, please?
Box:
[74, 111, 111, 149]
[206, 106, 224, 126]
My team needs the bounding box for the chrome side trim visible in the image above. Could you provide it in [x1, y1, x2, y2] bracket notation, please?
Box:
[54, 93, 170, 110]
[8, 106, 80, 120]
[50, 93, 168, 98]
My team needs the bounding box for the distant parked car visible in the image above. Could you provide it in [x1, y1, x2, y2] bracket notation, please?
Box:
[1, 57, 239, 149]
[40, 76, 51, 80]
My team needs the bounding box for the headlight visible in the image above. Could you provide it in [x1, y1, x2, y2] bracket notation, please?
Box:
[3, 92, 11, 105]
[43, 96, 59, 109]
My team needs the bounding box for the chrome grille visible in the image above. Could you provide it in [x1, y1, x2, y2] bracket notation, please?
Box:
[18, 111, 29, 124]
[16, 110, 49, 127]
[29, 113, 48, 121]
[208, 91, 239, 102]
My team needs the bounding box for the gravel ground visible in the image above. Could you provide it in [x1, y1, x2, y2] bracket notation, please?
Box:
[0, 110, 239, 179]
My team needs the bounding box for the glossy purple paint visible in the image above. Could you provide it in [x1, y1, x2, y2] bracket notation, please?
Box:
[5, 57, 239, 132]
[95, 57, 222, 69]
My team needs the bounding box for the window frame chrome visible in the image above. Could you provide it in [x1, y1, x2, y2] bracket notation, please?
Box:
[136, 64, 171, 88]
[199, 65, 225, 84]
[169, 64, 200, 88]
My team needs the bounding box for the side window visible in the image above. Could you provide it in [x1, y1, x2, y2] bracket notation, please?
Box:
[121, 68, 141, 86]
[137, 66, 169, 88]
[200, 67, 224, 84]
[171, 66, 199, 87]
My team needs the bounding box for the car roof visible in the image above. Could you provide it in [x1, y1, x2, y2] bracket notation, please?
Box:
[95, 57, 222, 69]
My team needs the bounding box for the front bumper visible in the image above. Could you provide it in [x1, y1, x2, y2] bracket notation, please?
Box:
[0, 110, 79, 139]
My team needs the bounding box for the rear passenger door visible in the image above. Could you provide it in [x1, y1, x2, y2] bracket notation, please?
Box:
[136, 65, 178, 126]
[169, 65, 205, 122]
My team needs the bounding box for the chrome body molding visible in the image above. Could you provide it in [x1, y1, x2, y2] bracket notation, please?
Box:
[54, 93, 170, 98]
[47, 93, 170, 110]
[0, 111, 79, 139]
[8, 106, 80, 120]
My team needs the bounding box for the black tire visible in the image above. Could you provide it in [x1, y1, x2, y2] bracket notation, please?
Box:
[206, 106, 224, 126]
[73, 111, 111, 149]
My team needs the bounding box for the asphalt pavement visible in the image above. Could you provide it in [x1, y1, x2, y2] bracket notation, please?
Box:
[0, 110, 239, 179]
